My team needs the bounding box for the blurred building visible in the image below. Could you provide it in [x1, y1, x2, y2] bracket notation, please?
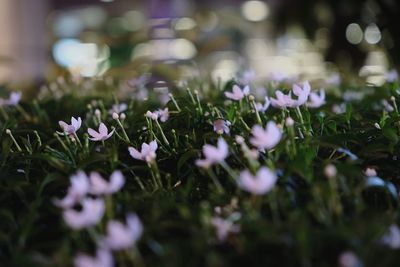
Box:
[0, 0, 48, 83]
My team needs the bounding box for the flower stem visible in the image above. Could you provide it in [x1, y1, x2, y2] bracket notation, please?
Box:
[155, 119, 170, 146]
[0, 106, 9, 120]
[207, 168, 224, 194]
[116, 118, 130, 142]
[249, 95, 262, 125]
[168, 93, 181, 112]
[220, 160, 238, 182]
[6, 129, 22, 152]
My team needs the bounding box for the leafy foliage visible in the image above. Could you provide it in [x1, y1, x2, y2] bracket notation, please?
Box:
[1, 77, 400, 267]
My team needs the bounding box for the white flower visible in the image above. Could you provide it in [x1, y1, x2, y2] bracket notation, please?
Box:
[74, 249, 114, 267]
[89, 171, 125, 195]
[250, 122, 282, 151]
[238, 167, 277, 195]
[128, 140, 158, 163]
[224, 85, 249, 101]
[57, 117, 82, 136]
[63, 198, 105, 229]
[87, 123, 115, 141]
[101, 213, 143, 250]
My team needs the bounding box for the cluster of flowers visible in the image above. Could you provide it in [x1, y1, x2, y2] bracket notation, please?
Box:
[196, 117, 282, 244]
[196, 120, 280, 196]
[58, 116, 115, 142]
[145, 107, 169, 122]
[224, 82, 325, 109]
[54, 170, 143, 267]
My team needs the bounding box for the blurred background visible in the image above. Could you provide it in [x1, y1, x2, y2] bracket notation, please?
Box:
[0, 0, 399, 86]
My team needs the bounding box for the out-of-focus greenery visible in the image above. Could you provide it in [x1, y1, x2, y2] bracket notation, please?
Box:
[1, 74, 400, 267]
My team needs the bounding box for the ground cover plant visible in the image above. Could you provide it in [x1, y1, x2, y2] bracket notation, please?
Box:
[1, 72, 400, 267]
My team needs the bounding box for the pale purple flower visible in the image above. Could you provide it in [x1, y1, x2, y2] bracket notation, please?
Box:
[307, 89, 326, 108]
[385, 69, 398, 83]
[109, 103, 127, 115]
[54, 171, 90, 209]
[88, 123, 115, 141]
[213, 119, 231, 134]
[238, 69, 255, 84]
[157, 107, 169, 122]
[238, 167, 277, 195]
[382, 224, 400, 249]
[145, 111, 158, 121]
[89, 171, 125, 195]
[224, 85, 249, 101]
[74, 249, 114, 267]
[382, 99, 394, 112]
[101, 213, 143, 250]
[195, 138, 229, 168]
[292, 81, 311, 106]
[57, 117, 82, 136]
[270, 90, 297, 108]
[128, 140, 158, 163]
[332, 103, 346, 114]
[255, 96, 271, 112]
[211, 216, 240, 242]
[4, 92, 22, 106]
[63, 198, 105, 229]
[269, 71, 288, 82]
[250, 122, 282, 151]
[326, 73, 341, 86]
[338, 251, 360, 267]
[365, 167, 377, 177]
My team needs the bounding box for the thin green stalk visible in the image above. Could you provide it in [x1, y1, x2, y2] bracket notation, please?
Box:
[0, 106, 9, 120]
[168, 93, 181, 112]
[207, 168, 224, 194]
[116, 118, 130, 142]
[6, 129, 23, 152]
[220, 160, 238, 182]
[155, 119, 170, 146]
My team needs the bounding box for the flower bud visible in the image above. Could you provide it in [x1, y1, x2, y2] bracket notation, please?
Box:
[235, 135, 245, 145]
[324, 164, 337, 178]
[285, 117, 294, 127]
[95, 109, 101, 118]
[112, 112, 119, 120]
